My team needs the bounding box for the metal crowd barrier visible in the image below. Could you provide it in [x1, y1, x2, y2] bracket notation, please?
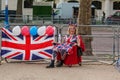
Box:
[0, 24, 120, 65]
[57, 25, 120, 64]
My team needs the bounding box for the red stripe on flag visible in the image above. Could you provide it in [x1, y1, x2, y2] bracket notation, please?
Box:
[6, 52, 21, 58]
[30, 40, 54, 50]
[34, 36, 44, 41]
[39, 52, 52, 58]
[2, 40, 53, 50]
[24, 35, 31, 60]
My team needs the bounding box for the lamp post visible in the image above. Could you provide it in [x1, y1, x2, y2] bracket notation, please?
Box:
[4, 0, 9, 28]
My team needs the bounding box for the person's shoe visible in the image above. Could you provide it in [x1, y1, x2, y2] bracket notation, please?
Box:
[46, 60, 55, 68]
[79, 62, 82, 66]
[56, 60, 60, 65]
[56, 60, 63, 67]
[68, 64, 72, 67]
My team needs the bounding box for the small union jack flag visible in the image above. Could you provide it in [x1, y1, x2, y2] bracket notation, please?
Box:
[1, 28, 54, 61]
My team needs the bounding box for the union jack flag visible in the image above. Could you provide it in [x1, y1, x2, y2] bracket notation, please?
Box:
[1, 28, 54, 61]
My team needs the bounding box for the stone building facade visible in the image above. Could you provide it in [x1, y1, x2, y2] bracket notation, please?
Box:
[0, 0, 120, 18]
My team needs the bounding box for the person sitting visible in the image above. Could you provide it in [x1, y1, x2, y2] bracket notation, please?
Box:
[46, 24, 85, 68]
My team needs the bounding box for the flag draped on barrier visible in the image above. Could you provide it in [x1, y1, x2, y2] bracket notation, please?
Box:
[1, 28, 54, 61]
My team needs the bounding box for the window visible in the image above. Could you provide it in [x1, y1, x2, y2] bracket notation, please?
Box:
[114, 11, 120, 16]
[92, 1, 102, 9]
[68, 0, 78, 3]
[113, 1, 120, 10]
[46, 0, 54, 1]
[24, 0, 33, 8]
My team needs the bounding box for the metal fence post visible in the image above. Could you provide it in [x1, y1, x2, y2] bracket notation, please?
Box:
[117, 27, 120, 59]
[112, 27, 116, 63]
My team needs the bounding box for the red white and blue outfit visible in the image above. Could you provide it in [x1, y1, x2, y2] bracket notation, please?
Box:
[52, 35, 78, 60]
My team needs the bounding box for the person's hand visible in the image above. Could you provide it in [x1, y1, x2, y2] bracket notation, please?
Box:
[74, 43, 77, 46]
[53, 48, 57, 51]
[52, 41, 57, 44]
[72, 43, 78, 46]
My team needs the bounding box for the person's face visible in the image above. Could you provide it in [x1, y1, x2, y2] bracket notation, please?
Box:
[69, 26, 76, 35]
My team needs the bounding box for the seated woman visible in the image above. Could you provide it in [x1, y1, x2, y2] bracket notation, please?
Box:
[46, 24, 85, 68]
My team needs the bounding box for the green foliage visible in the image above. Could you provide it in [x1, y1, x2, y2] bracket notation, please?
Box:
[33, 6, 52, 17]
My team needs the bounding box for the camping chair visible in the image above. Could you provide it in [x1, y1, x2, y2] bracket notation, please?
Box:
[56, 45, 83, 67]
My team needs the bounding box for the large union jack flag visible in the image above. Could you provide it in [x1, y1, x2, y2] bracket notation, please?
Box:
[1, 28, 54, 61]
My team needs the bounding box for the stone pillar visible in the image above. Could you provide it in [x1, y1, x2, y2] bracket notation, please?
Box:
[0, 0, 1, 10]
[104, 0, 110, 17]
[59, 0, 64, 3]
[34, 0, 42, 2]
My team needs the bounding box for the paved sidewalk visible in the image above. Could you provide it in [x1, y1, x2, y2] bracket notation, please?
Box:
[0, 25, 120, 80]
[0, 61, 120, 80]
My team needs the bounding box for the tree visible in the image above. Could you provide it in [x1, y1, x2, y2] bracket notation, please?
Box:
[15, 0, 23, 22]
[15, 0, 34, 23]
[77, 0, 93, 55]
[24, 0, 33, 8]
